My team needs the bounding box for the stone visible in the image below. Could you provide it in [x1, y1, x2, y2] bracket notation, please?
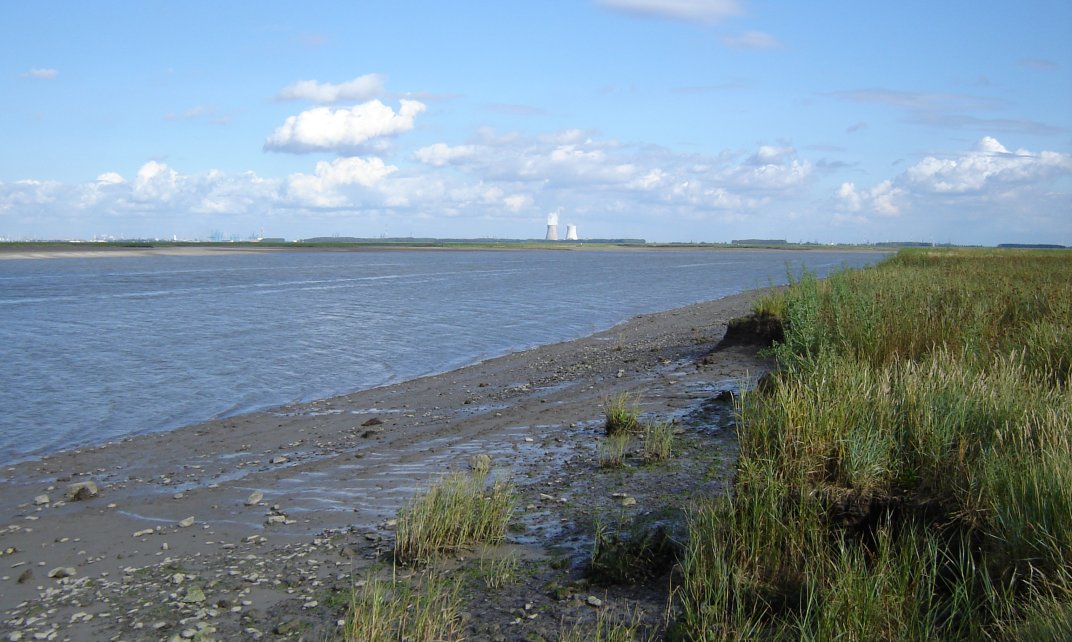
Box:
[620, 496, 637, 507]
[178, 516, 196, 528]
[270, 456, 288, 465]
[47, 566, 76, 579]
[361, 417, 383, 427]
[65, 481, 99, 501]
[469, 454, 493, 473]
[33, 495, 50, 506]
[266, 515, 286, 525]
[16, 569, 32, 584]
[245, 491, 264, 506]
[182, 586, 206, 603]
[586, 595, 603, 608]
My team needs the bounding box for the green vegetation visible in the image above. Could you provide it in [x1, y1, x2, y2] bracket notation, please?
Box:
[677, 248, 1072, 639]
[344, 572, 463, 642]
[599, 430, 632, 468]
[394, 470, 516, 565]
[641, 421, 675, 463]
[604, 392, 642, 435]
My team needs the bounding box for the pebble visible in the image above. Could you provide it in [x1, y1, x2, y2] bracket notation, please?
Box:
[47, 567, 75, 579]
[178, 516, 196, 528]
[586, 595, 603, 607]
[33, 495, 50, 506]
[246, 491, 264, 506]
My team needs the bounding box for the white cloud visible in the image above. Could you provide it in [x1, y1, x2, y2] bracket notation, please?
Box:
[96, 172, 126, 185]
[904, 136, 1072, 194]
[20, 68, 58, 79]
[276, 74, 386, 103]
[597, 0, 743, 23]
[133, 161, 180, 201]
[265, 99, 426, 153]
[286, 156, 397, 208]
[835, 180, 904, 216]
[414, 143, 480, 167]
[721, 31, 782, 49]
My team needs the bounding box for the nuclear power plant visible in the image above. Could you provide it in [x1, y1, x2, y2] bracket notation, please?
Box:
[545, 213, 579, 241]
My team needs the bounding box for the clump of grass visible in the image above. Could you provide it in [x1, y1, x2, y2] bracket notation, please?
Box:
[344, 572, 462, 642]
[598, 431, 631, 469]
[604, 392, 641, 435]
[641, 421, 674, 463]
[674, 248, 1072, 639]
[478, 549, 519, 589]
[394, 471, 516, 565]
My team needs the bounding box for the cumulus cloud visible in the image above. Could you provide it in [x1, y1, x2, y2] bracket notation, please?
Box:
[835, 137, 1071, 224]
[286, 156, 397, 208]
[20, 68, 58, 79]
[597, 0, 743, 23]
[414, 143, 480, 167]
[276, 74, 385, 103]
[265, 99, 426, 153]
[904, 137, 1072, 194]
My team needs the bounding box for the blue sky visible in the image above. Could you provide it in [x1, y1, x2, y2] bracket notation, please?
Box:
[3, 1, 1070, 245]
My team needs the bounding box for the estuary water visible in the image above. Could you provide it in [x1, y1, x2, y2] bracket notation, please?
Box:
[0, 248, 884, 464]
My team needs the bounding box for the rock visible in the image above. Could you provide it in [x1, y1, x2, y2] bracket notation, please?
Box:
[266, 515, 287, 525]
[245, 491, 264, 506]
[65, 481, 99, 501]
[181, 586, 206, 603]
[178, 516, 196, 528]
[274, 618, 306, 635]
[48, 566, 76, 579]
[361, 417, 383, 427]
[620, 496, 637, 507]
[586, 595, 603, 608]
[33, 494, 50, 506]
[270, 456, 288, 465]
[469, 454, 493, 474]
[16, 568, 32, 584]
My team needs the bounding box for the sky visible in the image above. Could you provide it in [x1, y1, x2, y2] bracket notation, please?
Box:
[2, 1, 1071, 245]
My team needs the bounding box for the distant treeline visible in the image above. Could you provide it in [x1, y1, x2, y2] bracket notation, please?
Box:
[997, 243, 1067, 249]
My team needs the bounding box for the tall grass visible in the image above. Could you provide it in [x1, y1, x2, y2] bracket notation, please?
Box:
[344, 572, 463, 642]
[394, 470, 516, 565]
[677, 248, 1072, 639]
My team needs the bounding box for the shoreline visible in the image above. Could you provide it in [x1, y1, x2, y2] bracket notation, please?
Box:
[0, 243, 889, 261]
[0, 290, 773, 640]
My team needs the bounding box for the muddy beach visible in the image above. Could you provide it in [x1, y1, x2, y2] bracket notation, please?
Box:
[0, 290, 772, 641]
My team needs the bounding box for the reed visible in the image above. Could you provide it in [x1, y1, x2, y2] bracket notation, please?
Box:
[641, 421, 674, 463]
[676, 248, 1072, 639]
[599, 430, 631, 469]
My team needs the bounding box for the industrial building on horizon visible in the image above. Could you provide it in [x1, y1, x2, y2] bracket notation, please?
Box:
[546, 213, 579, 241]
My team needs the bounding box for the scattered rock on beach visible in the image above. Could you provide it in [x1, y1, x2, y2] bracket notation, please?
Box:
[361, 417, 383, 427]
[48, 566, 76, 579]
[246, 490, 264, 506]
[178, 516, 196, 528]
[33, 494, 50, 506]
[64, 480, 99, 501]
[469, 453, 493, 473]
[270, 456, 288, 465]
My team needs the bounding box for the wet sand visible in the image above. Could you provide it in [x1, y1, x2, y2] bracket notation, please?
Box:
[0, 290, 772, 640]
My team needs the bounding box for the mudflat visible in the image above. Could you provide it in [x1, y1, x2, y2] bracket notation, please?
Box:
[0, 290, 772, 641]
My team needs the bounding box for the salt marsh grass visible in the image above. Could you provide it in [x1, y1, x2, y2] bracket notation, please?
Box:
[604, 392, 641, 435]
[599, 431, 631, 469]
[344, 572, 462, 642]
[394, 471, 516, 565]
[642, 421, 674, 463]
[677, 248, 1072, 639]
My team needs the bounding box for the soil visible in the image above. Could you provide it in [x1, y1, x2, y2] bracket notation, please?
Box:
[0, 290, 772, 641]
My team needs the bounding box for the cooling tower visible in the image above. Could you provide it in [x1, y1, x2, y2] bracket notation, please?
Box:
[545, 212, 559, 241]
[565, 224, 578, 240]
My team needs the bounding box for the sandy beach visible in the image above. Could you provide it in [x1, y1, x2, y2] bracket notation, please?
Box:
[0, 290, 772, 641]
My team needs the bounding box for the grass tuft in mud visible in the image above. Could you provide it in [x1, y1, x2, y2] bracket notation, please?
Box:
[394, 470, 516, 565]
[344, 572, 463, 642]
[604, 392, 641, 435]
